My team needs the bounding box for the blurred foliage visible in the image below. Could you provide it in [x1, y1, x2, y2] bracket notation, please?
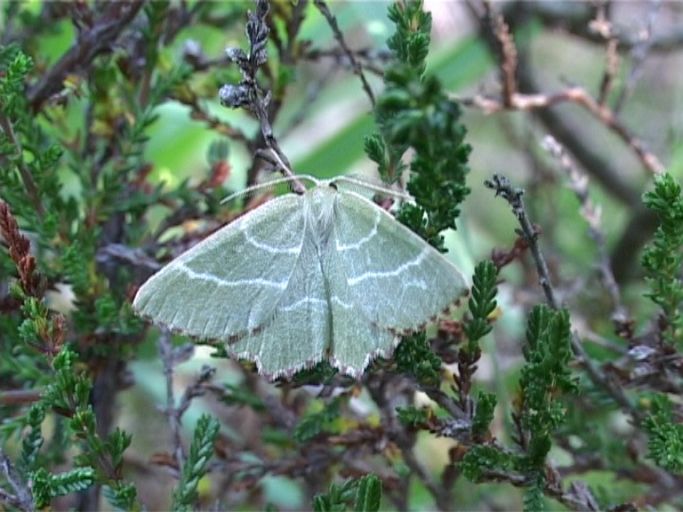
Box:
[313, 474, 382, 512]
[643, 394, 683, 473]
[1, 1, 682, 511]
[642, 173, 683, 346]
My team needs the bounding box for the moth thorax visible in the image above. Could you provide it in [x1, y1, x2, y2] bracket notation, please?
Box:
[307, 187, 336, 247]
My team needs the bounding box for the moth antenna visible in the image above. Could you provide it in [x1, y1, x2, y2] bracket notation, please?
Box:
[220, 174, 321, 205]
[333, 175, 413, 202]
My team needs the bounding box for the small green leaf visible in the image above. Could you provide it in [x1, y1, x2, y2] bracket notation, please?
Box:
[460, 445, 513, 482]
[353, 474, 382, 512]
[172, 414, 219, 511]
[294, 398, 341, 443]
[394, 333, 441, 387]
[465, 260, 499, 350]
[396, 406, 429, 428]
[471, 392, 496, 439]
[30, 466, 96, 508]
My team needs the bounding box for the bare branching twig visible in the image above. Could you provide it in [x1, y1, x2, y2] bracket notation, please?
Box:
[313, 0, 376, 107]
[461, 85, 664, 176]
[158, 328, 216, 473]
[511, 1, 682, 54]
[219, 0, 305, 193]
[0, 449, 34, 512]
[542, 135, 632, 335]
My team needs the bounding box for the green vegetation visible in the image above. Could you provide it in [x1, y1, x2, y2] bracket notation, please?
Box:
[1, 1, 681, 510]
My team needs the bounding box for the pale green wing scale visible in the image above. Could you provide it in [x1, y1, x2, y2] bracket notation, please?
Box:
[133, 194, 306, 341]
[227, 225, 330, 377]
[332, 189, 468, 332]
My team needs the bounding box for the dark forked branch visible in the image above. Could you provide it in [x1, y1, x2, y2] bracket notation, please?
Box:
[27, 1, 144, 111]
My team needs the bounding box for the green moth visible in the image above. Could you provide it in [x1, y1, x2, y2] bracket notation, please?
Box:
[133, 177, 467, 379]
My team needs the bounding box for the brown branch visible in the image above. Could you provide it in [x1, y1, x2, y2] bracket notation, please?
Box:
[460, 85, 664, 175]
[491, 233, 530, 271]
[463, 1, 648, 221]
[0, 389, 42, 406]
[28, 1, 144, 111]
[465, 1, 669, 303]
[220, 0, 305, 194]
[487, 6, 517, 106]
[365, 375, 453, 511]
[597, 38, 619, 107]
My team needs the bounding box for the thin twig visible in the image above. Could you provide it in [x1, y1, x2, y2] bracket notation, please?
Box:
[510, 1, 683, 54]
[0, 389, 42, 406]
[463, 5, 664, 177]
[485, 174, 644, 423]
[472, 7, 659, 279]
[366, 374, 453, 511]
[400, 444, 451, 510]
[459, 85, 665, 176]
[172, 93, 252, 149]
[486, 5, 517, 106]
[302, 47, 390, 76]
[313, 0, 376, 107]
[541, 135, 631, 334]
[474, 437, 603, 511]
[0, 115, 45, 217]
[158, 328, 186, 468]
[176, 365, 216, 420]
[158, 327, 216, 473]
[597, 38, 619, 107]
[0, 448, 34, 512]
[219, 0, 305, 194]
[96, 243, 162, 272]
[613, 0, 661, 113]
[485, 176, 556, 307]
[27, 1, 144, 111]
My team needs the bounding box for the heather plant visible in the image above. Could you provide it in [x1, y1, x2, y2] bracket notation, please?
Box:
[1, 1, 682, 511]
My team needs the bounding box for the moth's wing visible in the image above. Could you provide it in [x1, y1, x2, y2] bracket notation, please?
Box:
[228, 232, 330, 379]
[133, 194, 306, 340]
[324, 242, 398, 377]
[333, 190, 468, 332]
